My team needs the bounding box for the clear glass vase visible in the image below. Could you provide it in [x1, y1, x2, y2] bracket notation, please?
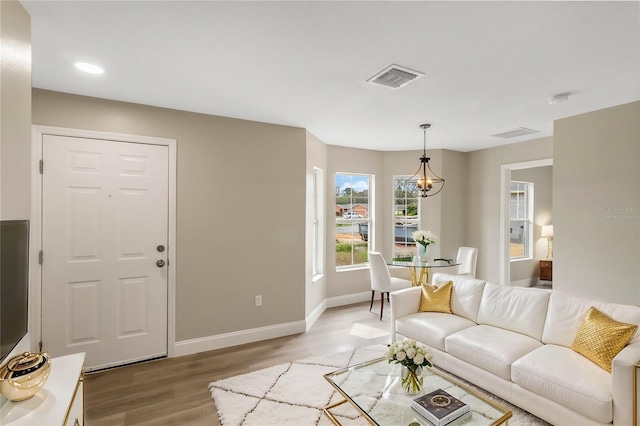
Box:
[417, 244, 428, 262]
[401, 365, 423, 394]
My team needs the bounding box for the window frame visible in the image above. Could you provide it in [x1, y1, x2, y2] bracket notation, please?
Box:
[509, 180, 534, 261]
[392, 175, 420, 259]
[335, 172, 373, 270]
[312, 167, 324, 279]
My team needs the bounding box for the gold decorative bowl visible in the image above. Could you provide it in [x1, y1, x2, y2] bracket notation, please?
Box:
[0, 352, 51, 401]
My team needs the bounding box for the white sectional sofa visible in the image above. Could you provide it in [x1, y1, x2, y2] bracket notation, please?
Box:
[390, 273, 640, 426]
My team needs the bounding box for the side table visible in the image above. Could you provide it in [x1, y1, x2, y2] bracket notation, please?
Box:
[540, 259, 552, 281]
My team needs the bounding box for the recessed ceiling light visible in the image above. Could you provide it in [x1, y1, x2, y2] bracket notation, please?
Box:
[74, 62, 104, 75]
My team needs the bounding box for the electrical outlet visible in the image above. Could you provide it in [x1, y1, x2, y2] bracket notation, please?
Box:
[255, 295, 262, 307]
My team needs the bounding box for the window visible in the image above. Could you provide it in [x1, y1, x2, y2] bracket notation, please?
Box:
[393, 176, 420, 258]
[510, 181, 533, 260]
[335, 173, 372, 269]
[312, 167, 324, 277]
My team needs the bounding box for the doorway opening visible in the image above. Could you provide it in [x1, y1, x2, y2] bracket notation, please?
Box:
[500, 158, 553, 286]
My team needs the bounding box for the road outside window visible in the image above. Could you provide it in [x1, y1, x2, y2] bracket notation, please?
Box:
[335, 173, 372, 269]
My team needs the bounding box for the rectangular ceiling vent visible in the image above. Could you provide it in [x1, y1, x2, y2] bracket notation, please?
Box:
[492, 127, 540, 139]
[367, 64, 424, 89]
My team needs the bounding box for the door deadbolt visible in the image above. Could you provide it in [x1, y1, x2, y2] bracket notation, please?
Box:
[157, 245, 165, 252]
[156, 259, 166, 268]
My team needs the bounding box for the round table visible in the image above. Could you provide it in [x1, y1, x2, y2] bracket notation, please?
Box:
[388, 258, 460, 286]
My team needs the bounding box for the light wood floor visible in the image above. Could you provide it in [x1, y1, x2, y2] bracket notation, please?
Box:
[84, 301, 391, 425]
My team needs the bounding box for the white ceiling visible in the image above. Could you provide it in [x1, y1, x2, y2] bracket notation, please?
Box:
[20, 1, 640, 152]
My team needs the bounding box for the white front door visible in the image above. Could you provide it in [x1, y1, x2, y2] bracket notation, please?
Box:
[41, 134, 169, 370]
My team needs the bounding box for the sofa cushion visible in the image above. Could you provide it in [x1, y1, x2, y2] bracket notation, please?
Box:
[512, 344, 612, 424]
[419, 281, 453, 313]
[542, 291, 640, 347]
[476, 282, 550, 340]
[445, 325, 543, 380]
[571, 306, 638, 372]
[395, 312, 476, 352]
[431, 273, 486, 323]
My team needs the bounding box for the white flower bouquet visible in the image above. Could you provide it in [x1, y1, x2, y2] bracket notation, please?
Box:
[412, 230, 437, 249]
[386, 338, 433, 393]
[387, 338, 433, 369]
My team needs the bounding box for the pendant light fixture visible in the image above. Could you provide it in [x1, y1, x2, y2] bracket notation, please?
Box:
[409, 124, 445, 197]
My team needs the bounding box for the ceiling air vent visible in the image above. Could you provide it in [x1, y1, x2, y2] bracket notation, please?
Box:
[492, 127, 540, 139]
[367, 64, 424, 89]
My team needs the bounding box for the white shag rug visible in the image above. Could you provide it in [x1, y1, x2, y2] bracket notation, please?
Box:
[209, 345, 549, 426]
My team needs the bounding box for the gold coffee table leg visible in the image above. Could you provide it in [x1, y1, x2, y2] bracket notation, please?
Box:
[323, 399, 348, 426]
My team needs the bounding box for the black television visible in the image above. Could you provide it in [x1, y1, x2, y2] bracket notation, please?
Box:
[0, 220, 30, 363]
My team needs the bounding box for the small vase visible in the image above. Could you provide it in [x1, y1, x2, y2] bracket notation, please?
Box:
[417, 244, 428, 262]
[401, 365, 423, 394]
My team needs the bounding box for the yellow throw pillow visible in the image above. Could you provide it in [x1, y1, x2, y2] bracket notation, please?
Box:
[419, 281, 453, 314]
[571, 306, 638, 373]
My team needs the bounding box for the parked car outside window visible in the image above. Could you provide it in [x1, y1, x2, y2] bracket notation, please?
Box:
[343, 212, 363, 219]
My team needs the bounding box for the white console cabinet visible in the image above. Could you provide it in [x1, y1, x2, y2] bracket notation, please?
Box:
[0, 352, 85, 425]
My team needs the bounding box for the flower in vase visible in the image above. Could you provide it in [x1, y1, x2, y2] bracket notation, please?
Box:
[387, 338, 433, 393]
[386, 338, 433, 370]
[412, 230, 437, 249]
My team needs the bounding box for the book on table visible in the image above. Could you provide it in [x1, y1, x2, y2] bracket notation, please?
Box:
[411, 410, 471, 426]
[411, 388, 470, 426]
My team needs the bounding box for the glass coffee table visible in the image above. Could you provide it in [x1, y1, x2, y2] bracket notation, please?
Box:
[323, 358, 511, 426]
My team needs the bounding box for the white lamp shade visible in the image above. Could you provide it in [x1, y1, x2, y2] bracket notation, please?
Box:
[541, 225, 553, 238]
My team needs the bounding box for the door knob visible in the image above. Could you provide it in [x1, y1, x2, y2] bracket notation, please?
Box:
[156, 259, 166, 268]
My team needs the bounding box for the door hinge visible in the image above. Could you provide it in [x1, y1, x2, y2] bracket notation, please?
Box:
[39, 250, 44, 265]
[39, 159, 44, 174]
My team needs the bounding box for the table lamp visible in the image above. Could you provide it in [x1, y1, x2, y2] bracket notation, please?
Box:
[541, 225, 553, 259]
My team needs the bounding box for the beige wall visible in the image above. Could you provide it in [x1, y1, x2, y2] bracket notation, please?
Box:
[440, 150, 468, 260]
[32, 89, 307, 341]
[382, 150, 434, 260]
[305, 131, 327, 316]
[326, 147, 467, 298]
[554, 101, 640, 305]
[382, 149, 466, 262]
[510, 166, 553, 284]
[466, 137, 553, 282]
[1, 0, 31, 220]
[326, 145, 384, 299]
[23, 76, 640, 353]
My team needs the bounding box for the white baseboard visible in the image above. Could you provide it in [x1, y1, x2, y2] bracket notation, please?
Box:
[326, 291, 370, 308]
[173, 291, 371, 358]
[305, 300, 327, 331]
[510, 278, 535, 287]
[173, 320, 306, 357]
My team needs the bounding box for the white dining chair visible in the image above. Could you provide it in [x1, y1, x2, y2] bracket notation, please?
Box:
[456, 247, 478, 278]
[368, 251, 412, 320]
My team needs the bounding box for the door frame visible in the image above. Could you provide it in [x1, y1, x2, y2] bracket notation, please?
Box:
[30, 125, 177, 359]
[499, 158, 553, 286]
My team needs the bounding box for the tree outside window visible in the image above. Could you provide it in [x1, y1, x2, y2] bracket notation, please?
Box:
[335, 173, 371, 268]
[393, 176, 420, 258]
